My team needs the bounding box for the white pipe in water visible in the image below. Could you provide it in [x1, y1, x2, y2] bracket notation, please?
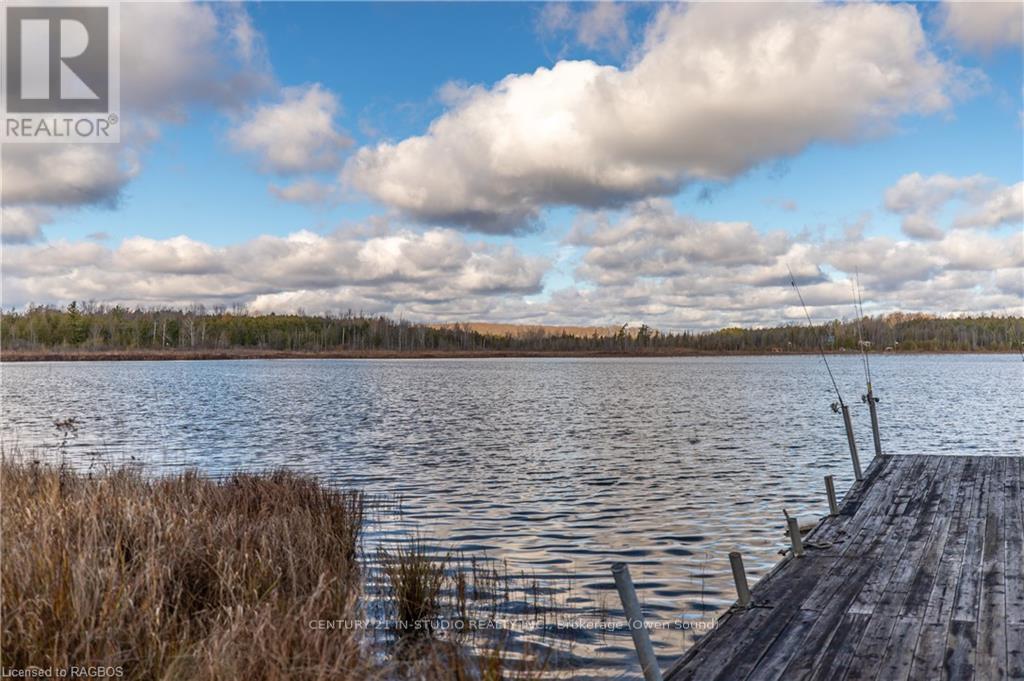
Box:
[611, 562, 663, 681]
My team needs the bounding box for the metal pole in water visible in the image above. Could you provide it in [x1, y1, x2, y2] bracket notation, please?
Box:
[611, 562, 663, 681]
[841, 404, 863, 481]
[865, 384, 882, 458]
[728, 552, 752, 607]
[825, 475, 839, 516]
[787, 517, 805, 557]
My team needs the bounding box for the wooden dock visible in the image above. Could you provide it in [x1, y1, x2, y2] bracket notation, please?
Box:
[664, 454, 1024, 681]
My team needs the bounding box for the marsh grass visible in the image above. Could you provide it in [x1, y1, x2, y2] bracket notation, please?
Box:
[0, 459, 556, 680]
[375, 541, 554, 680]
[378, 538, 450, 642]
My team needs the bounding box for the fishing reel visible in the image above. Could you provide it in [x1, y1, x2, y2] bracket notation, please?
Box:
[861, 394, 880, 404]
[830, 402, 841, 414]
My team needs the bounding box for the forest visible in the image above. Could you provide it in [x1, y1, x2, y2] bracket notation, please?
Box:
[1, 303, 1022, 356]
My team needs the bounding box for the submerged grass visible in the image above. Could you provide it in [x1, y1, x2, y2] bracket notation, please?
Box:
[378, 538, 450, 642]
[0, 460, 552, 680]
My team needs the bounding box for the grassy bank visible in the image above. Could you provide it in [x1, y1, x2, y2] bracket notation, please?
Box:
[0, 462, 549, 680]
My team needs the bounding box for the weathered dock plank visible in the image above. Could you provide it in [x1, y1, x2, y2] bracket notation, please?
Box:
[663, 454, 1023, 681]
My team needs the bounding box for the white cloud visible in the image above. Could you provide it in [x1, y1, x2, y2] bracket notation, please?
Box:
[230, 84, 352, 175]
[577, 3, 629, 54]
[994, 268, 1024, 297]
[226, 3, 264, 65]
[933, 229, 1024, 271]
[1, 206, 52, 244]
[954, 181, 1024, 229]
[884, 173, 991, 239]
[539, 2, 630, 55]
[114, 236, 224, 275]
[941, 1, 1023, 54]
[534, 199, 1024, 329]
[537, 4, 573, 36]
[4, 200, 1019, 328]
[347, 2, 957, 232]
[121, 2, 270, 120]
[1, 144, 141, 208]
[269, 179, 338, 205]
[568, 199, 793, 285]
[1, 226, 548, 317]
[885, 173, 1023, 239]
[1, 2, 271, 222]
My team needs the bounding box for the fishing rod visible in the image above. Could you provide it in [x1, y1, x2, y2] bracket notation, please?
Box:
[852, 269, 882, 458]
[788, 266, 863, 481]
[788, 266, 844, 407]
[851, 269, 871, 388]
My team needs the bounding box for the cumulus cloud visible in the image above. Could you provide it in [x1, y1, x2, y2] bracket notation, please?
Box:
[230, 84, 352, 175]
[539, 199, 1023, 329]
[566, 201, 829, 313]
[114, 236, 224, 275]
[1, 206, 53, 244]
[941, 1, 1023, 53]
[954, 181, 1024, 229]
[885, 173, 1023, 239]
[568, 199, 793, 285]
[884, 173, 991, 239]
[1, 226, 548, 317]
[1, 2, 271, 227]
[121, 2, 270, 120]
[1, 144, 141, 208]
[4, 200, 1019, 328]
[347, 2, 957, 232]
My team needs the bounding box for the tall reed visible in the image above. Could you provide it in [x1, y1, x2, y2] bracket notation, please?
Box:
[1, 461, 553, 680]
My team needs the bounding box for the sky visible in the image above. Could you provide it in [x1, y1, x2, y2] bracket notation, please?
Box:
[2, 0, 1022, 330]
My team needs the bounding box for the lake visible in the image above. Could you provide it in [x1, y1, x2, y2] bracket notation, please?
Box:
[2, 355, 1021, 678]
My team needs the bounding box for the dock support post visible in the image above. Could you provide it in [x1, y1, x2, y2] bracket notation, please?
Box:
[611, 562, 663, 681]
[787, 517, 805, 557]
[865, 384, 882, 459]
[825, 475, 839, 516]
[841, 404, 863, 481]
[728, 552, 752, 607]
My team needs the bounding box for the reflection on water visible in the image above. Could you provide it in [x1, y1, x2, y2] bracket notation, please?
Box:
[2, 355, 1021, 678]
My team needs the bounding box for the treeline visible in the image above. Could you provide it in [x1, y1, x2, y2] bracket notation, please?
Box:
[1, 303, 1022, 354]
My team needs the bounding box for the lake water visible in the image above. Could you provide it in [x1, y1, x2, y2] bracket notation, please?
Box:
[2, 355, 1021, 678]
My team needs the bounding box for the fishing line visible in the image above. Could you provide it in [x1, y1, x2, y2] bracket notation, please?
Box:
[788, 265, 844, 407]
[852, 268, 872, 388]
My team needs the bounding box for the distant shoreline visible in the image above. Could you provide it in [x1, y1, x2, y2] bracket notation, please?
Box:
[1, 348, 1015, 362]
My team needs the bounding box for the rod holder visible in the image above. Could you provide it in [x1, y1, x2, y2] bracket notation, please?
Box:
[729, 551, 752, 607]
[841, 404, 863, 481]
[787, 516, 805, 557]
[825, 475, 839, 516]
[611, 562, 663, 681]
[865, 384, 882, 459]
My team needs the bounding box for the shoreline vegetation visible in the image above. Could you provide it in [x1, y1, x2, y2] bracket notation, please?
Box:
[0, 459, 552, 680]
[2, 346, 1020, 362]
[2, 304, 1022, 361]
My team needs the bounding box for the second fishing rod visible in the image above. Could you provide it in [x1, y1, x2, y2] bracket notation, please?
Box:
[788, 266, 863, 481]
[852, 269, 882, 460]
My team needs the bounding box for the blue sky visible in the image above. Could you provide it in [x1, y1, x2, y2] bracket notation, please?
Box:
[2, 1, 1022, 329]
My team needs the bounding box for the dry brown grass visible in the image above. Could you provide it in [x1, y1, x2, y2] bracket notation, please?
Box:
[1, 463, 371, 680]
[0, 462, 553, 680]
